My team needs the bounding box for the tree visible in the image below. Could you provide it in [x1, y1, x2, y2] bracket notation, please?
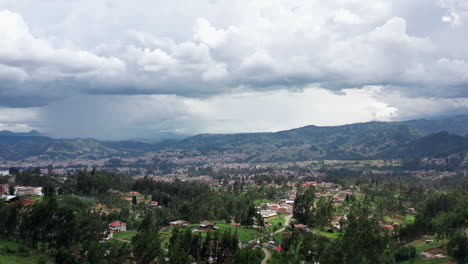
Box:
[43, 183, 56, 198]
[8, 184, 15, 195]
[293, 187, 315, 225]
[241, 204, 257, 226]
[133, 214, 163, 264]
[83, 241, 106, 264]
[132, 196, 137, 205]
[447, 232, 468, 264]
[320, 202, 392, 264]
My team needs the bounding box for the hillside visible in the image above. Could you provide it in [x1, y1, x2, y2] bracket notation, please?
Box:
[0, 135, 154, 161]
[0, 116, 467, 161]
[157, 117, 468, 161]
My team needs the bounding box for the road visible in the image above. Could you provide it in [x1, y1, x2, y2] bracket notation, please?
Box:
[273, 214, 292, 236]
[261, 248, 271, 264]
[260, 213, 293, 264]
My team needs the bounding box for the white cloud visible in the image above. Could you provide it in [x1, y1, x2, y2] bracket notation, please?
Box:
[0, 10, 125, 82]
[0, 0, 466, 138]
[334, 9, 363, 24]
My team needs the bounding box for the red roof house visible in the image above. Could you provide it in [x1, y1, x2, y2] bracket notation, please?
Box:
[109, 221, 127, 232]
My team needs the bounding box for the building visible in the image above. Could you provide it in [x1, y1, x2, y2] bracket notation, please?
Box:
[169, 220, 189, 227]
[277, 205, 293, 214]
[15, 186, 36, 197]
[259, 209, 278, 219]
[109, 221, 127, 232]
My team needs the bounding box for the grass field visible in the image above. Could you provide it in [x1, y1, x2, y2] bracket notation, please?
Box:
[113, 230, 137, 242]
[401, 239, 451, 264]
[0, 239, 53, 264]
[267, 214, 288, 232]
[310, 228, 340, 240]
[404, 215, 415, 224]
[213, 224, 263, 243]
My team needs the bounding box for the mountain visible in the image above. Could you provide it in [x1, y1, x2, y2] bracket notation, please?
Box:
[0, 135, 155, 161]
[0, 130, 43, 137]
[382, 132, 468, 158]
[156, 116, 468, 162]
[0, 116, 467, 162]
[398, 115, 468, 136]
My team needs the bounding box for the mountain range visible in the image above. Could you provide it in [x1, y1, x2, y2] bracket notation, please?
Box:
[0, 116, 467, 162]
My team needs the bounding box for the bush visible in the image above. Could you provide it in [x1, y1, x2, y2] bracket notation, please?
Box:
[0, 246, 15, 255]
[36, 256, 48, 264]
[17, 246, 31, 257]
[394, 245, 416, 262]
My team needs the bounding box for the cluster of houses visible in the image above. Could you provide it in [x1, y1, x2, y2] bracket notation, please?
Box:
[258, 202, 293, 220]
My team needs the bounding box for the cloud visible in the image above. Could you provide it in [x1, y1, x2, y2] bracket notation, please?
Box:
[0, 0, 466, 137]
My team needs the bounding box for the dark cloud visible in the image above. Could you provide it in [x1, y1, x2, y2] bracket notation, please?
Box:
[0, 0, 466, 138]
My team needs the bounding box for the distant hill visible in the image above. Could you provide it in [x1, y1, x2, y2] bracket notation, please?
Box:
[382, 132, 468, 159]
[0, 130, 43, 137]
[0, 135, 155, 161]
[0, 116, 467, 161]
[156, 116, 468, 162]
[398, 115, 468, 136]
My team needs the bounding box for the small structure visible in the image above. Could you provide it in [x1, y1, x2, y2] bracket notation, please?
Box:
[294, 224, 307, 229]
[277, 206, 292, 214]
[148, 201, 158, 207]
[383, 225, 394, 231]
[199, 221, 216, 229]
[259, 209, 278, 219]
[15, 186, 35, 197]
[170, 220, 189, 227]
[109, 221, 127, 232]
[0, 195, 18, 203]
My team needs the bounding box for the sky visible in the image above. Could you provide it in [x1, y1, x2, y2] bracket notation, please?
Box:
[0, 0, 467, 140]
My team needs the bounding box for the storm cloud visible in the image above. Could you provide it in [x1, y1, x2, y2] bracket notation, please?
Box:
[0, 0, 467, 138]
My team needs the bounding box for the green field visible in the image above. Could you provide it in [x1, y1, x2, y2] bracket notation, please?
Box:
[210, 224, 263, 243]
[310, 228, 340, 240]
[401, 239, 451, 264]
[113, 230, 137, 242]
[0, 239, 53, 264]
[267, 214, 288, 232]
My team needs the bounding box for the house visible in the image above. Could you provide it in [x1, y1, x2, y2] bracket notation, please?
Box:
[15, 186, 36, 197]
[294, 224, 307, 229]
[277, 205, 292, 214]
[199, 222, 219, 230]
[383, 225, 394, 231]
[259, 210, 278, 219]
[109, 221, 127, 232]
[170, 220, 189, 227]
[302, 181, 317, 188]
[268, 204, 280, 210]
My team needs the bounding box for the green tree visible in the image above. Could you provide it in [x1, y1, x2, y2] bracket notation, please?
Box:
[447, 232, 468, 264]
[9, 184, 15, 195]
